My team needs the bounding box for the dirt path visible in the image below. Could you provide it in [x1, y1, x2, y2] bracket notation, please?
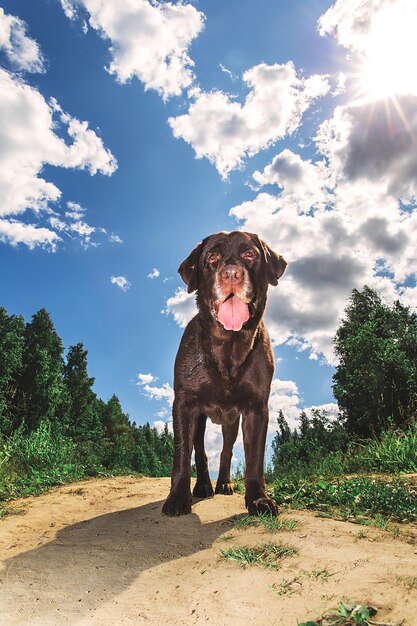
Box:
[1, 476, 417, 625]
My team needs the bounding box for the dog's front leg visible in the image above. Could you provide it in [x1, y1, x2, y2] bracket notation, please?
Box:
[242, 405, 278, 516]
[162, 396, 198, 516]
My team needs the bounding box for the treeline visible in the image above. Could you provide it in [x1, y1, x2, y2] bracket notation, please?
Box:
[270, 286, 417, 480]
[0, 307, 173, 497]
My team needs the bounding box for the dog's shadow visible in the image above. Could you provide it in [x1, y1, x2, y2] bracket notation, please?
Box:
[1, 498, 234, 623]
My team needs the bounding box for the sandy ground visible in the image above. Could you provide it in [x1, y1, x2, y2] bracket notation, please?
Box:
[1, 476, 417, 626]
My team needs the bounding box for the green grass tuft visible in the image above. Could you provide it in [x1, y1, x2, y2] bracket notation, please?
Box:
[231, 512, 298, 531]
[220, 542, 297, 568]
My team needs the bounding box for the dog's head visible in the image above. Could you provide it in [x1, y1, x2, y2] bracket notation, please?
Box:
[178, 231, 286, 332]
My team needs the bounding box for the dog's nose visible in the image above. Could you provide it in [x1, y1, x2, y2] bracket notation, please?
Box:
[220, 265, 243, 285]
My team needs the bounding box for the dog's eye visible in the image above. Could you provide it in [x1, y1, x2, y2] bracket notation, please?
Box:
[241, 249, 256, 261]
[207, 252, 221, 264]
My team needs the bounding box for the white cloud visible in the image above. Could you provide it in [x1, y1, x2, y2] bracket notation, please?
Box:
[50, 98, 117, 176]
[137, 373, 156, 386]
[111, 275, 130, 291]
[163, 287, 197, 328]
[0, 218, 61, 251]
[165, 148, 416, 364]
[268, 378, 302, 432]
[139, 380, 174, 405]
[50, 201, 119, 248]
[319, 0, 412, 57]
[305, 403, 339, 421]
[65, 201, 85, 219]
[109, 233, 123, 244]
[169, 62, 329, 177]
[0, 8, 45, 73]
[147, 268, 160, 279]
[319, 0, 417, 99]
[153, 419, 173, 435]
[316, 95, 417, 201]
[60, 0, 205, 100]
[219, 63, 238, 81]
[60, 0, 78, 20]
[252, 149, 332, 214]
[0, 68, 117, 250]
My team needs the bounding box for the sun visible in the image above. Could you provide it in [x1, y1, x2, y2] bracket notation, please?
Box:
[357, 2, 417, 100]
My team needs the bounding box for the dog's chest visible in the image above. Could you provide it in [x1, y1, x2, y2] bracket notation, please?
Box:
[198, 380, 251, 425]
[201, 402, 240, 425]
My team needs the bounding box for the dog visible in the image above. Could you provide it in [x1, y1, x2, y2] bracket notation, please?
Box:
[162, 231, 287, 516]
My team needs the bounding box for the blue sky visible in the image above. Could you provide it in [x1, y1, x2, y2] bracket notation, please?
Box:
[1, 0, 416, 468]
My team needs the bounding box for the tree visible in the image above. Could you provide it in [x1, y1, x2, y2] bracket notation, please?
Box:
[0, 307, 25, 434]
[20, 309, 65, 430]
[333, 286, 417, 436]
[276, 409, 291, 444]
[63, 343, 103, 442]
[101, 394, 132, 441]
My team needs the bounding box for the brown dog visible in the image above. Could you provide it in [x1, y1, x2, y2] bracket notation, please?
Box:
[162, 231, 286, 516]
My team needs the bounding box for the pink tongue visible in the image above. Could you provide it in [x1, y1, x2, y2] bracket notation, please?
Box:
[217, 295, 250, 331]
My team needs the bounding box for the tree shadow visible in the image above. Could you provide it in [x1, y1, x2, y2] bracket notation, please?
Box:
[1, 498, 233, 624]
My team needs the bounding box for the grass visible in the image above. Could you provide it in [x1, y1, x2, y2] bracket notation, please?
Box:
[0, 421, 91, 502]
[299, 602, 378, 626]
[220, 542, 297, 569]
[271, 422, 417, 483]
[394, 575, 417, 591]
[271, 476, 417, 524]
[270, 577, 302, 596]
[0, 420, 129, 504]
[233, 424, 417, 529]
[354, 529, 367, 541]
[270, 569, 336, 598]
[231, 512, 298, 531]
[303, 569, 337, 582]
[360, 426, 417, 473]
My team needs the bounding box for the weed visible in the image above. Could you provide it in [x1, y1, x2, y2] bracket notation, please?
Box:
[270, 577, 301, 596]
[354, 529, 367, 541]
[395, 575, 417, 591]
[298, 601, 377, 625]
[232, 514, 256, 529]
[303, 569, 336, 582]
[217, 533, 235, 542]
[231, 513, 298, 532]
[258, 513, 298, 531]
[220, 542, 297, 569]
[232, 479, 245, 494]
[371, 514, 401, 537]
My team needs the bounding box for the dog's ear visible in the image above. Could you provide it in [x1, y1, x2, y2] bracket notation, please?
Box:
[255, 236, 287, 286]
[178, 240, 205, 293]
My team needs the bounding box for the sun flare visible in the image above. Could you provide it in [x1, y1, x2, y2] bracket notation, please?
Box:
[357, 2, 417, 100]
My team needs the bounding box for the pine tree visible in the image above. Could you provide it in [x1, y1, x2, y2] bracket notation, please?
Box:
[276, 409, 291, 444]
[20, 309, 64, 430]
[102, 394, 132, 441]
[63, 343, 103, 442]
[0, 307, 25, 434]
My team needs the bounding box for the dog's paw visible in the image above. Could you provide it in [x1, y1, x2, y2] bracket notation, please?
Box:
[247, 496, 279, 517]
[193, 481, 214, 499]
[215, 482, 234, 495]
[162, 493, 192, 516]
